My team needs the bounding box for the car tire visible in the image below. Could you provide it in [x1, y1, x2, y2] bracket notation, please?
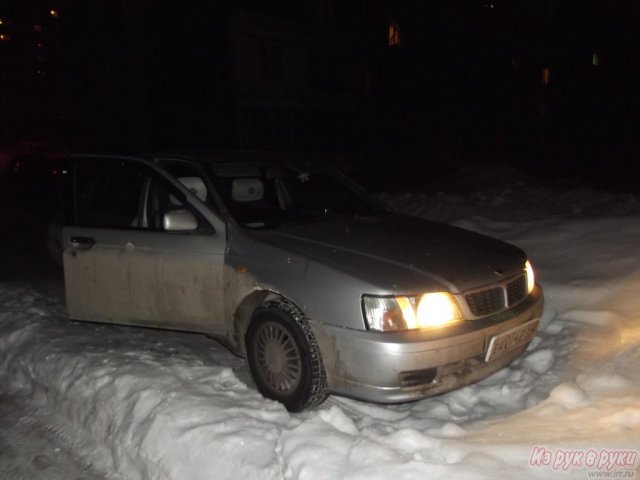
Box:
[246, 299, 328, 412]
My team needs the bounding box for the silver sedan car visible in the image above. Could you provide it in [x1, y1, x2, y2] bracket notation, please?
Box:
[60, 153, 543, 411]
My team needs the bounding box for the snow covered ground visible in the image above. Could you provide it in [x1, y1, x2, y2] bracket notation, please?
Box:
[1, 164, 639, 479]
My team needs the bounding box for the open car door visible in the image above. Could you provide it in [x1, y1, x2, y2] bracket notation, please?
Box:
[62, 156, 227, 334]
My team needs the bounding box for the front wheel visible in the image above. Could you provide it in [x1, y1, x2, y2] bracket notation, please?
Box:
[246, 299, 328, 412]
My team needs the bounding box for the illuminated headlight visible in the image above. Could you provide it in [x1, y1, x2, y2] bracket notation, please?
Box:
[362, 293, 463, 332]
[525, 260, 535, 294]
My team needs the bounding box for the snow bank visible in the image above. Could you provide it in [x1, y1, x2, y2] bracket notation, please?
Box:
[0, 286, 290, 479]
[382, 162, 640, 223]
[1, 163, 640, 479]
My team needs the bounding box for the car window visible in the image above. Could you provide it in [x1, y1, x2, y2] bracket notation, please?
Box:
[210, 163, 386, 228]
[75, 158, 211, 232]
[76, 159, 147, 228]
[162, 161, 220, 213]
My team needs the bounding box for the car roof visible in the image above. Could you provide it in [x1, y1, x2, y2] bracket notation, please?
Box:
[150, 149, 346, 164]
[70, 150, 351, 175]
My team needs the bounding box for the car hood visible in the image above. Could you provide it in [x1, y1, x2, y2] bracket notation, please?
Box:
[253, 214, 527, 293]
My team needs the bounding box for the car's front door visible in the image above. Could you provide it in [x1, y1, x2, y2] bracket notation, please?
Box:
[63, 157, 226, 334]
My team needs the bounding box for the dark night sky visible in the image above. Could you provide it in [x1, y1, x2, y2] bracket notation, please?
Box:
[1, 0, 639, 188]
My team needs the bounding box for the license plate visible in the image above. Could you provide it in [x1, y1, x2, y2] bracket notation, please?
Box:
[485, 318, 539, 363]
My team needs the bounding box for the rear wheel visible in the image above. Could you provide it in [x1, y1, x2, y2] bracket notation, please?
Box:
[246, 299, 328, 411]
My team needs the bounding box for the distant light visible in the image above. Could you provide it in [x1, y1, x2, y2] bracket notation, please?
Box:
[50, 9, 59, 18]
[34, 24, 43, 32]
[0, 33, 8, 42]
[542, 67, 550, 86]
[592, 51, 601, 67]
[0, 18, 4, 25]
[388, 20, 401, 47]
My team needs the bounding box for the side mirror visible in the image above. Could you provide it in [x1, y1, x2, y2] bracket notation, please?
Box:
[163, 209, 198, 231]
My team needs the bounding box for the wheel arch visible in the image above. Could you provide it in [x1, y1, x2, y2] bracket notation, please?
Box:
[232, 289, 297, 356]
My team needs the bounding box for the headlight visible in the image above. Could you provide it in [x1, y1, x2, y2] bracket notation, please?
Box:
[362, 293, 463, 332]
[525, 260, 535, 294]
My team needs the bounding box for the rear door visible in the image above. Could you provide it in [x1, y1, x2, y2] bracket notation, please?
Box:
[63, 157, 227, 334]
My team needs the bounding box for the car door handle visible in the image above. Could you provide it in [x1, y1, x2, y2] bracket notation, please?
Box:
[70, 236, 96, 250]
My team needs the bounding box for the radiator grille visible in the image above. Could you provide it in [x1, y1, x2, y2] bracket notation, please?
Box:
[506, 275, 527, 305]
[464, 274, 528, 317]
[465, 287, 505, 316]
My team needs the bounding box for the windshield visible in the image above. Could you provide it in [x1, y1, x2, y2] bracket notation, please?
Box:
[210, 163, 386, 228]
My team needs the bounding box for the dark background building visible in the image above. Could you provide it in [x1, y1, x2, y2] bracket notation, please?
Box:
[59, 0, 368, 153]
[1, 0, 639, 188]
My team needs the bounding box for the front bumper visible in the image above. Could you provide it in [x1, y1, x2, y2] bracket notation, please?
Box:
[316, 286, 543, 403]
